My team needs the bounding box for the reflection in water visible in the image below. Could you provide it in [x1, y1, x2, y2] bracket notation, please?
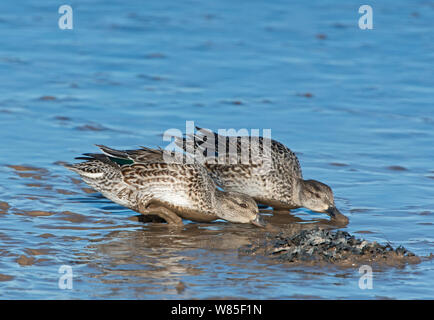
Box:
[76, 222, 263, 298]
[72, 210, 350, 298]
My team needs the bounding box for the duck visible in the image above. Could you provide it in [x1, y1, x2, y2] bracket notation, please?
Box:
[174, 127, 348, 224]
[64, 145, 265, 227]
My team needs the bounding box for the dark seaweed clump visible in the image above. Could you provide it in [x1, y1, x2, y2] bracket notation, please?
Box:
[240, 228, 420, 266]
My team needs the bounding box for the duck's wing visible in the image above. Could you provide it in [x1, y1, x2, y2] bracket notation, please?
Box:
[96, 145, 164, 164]
[174, 127, 303, 178]
[268, 138, 303, 179]
[120, 162, 217, 216]
[64, 153, 121, 177]
[96, 144, 194, 166]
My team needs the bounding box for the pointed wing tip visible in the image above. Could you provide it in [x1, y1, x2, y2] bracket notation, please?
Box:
[62, 162, 78, 172]
[95, 144, 108, 150]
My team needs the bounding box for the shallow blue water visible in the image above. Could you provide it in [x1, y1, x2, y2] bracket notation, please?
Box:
[0, 0, 433, 299]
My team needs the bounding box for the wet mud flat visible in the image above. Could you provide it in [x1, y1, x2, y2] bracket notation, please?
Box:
[240, 226, 425, 268]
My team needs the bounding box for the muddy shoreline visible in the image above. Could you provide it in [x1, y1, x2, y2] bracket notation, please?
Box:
[239, 226, 425, 268]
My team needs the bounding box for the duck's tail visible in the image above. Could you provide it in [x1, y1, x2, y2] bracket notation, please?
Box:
[63, 153, 121, 184]
[63, 154, 136, 208]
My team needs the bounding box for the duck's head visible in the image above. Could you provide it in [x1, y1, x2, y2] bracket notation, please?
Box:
[216, 191, 265, 227]
[299, 179, 344, 219]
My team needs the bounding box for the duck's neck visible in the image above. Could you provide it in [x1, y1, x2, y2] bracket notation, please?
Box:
[294, 178, 306, 207]
[214, 189, 227, 217]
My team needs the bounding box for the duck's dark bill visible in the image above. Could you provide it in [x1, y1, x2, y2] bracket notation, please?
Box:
[251, 215, 266, 228]
[326, 206, 341, 217]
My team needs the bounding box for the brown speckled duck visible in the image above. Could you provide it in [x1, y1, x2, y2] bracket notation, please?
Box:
[65, 145, 264, 227]
[175, 127, 348, 224]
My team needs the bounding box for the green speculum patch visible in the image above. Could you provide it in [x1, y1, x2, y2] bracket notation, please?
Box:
[109, 157, 134, 166]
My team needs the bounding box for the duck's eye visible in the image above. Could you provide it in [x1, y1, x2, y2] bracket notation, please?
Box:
[239, 203, 248, 208]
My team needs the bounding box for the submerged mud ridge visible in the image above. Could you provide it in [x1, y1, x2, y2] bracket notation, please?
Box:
[240, 227, 421, 267]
